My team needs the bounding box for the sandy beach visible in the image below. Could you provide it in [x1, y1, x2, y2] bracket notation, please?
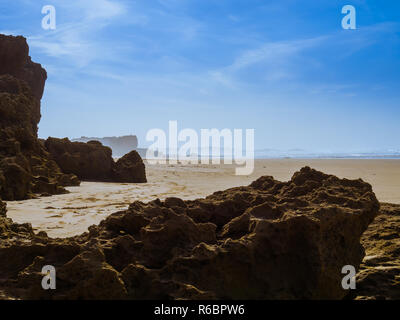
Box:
[6, 159, 400, 238]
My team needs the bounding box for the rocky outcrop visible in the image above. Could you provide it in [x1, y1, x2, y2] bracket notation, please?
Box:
[0, 167, 379, 299]
[113, 150, 147, 183]
[72, 135, 139, 158]
[45, 138, 115, 181]
[0, 35, 80, 200]
[355, 203, 400, 300]
[45, 137, 147, 183]
[0, 200, 6, 217]
[0, 34, 47, 100]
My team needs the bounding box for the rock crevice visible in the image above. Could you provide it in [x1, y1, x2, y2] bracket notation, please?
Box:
[0, 167, 380, 300]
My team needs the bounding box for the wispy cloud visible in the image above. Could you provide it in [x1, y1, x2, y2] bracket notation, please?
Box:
[5, 0, 395, 151]
[80, 0, 126, 20]
[210, 36, 327, 87]
[229, 37, 326, 71]
[210, 22, 400, 88]
[27, 0, 129, 67]
[0, 29, 21, 36]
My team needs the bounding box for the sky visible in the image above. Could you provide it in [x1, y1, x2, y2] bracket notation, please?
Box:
[0, 0, 399, 153]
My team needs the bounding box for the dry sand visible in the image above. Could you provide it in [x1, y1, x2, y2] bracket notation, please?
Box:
[6, 159, 400, 238]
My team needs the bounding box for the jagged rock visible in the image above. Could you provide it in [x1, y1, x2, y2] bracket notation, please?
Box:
[0, 168, 380, 300]
[0, 34, 80, 200]
[45, 137, 147, 183]
[0, 211, 34, 241]
[113, 150, 147, 183]
[57, 173, 81, 187]
[45, 138, 115, 181]
[55, 248, 127, 299]
[0, 34, 46, 100]
[140, 209, 217, 268]
[0, 200, 6, 217]
[355, 203, 400, 300]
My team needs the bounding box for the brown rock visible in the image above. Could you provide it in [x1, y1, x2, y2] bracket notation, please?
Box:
[355, 203, 400, 300]
[45, 137, 147, 183]
[45, 137, 114, 181]
[140, 209, 217, 268]
[113, 150, 147, 183]
[0, 34, 80, 200]
[55, 248, 127, 299]
[0, 200, 6, 217]
[0, 167, 380, 300]
[0, 34, 47, 100]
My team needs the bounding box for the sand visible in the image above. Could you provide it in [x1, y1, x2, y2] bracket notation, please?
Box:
[5, 159, 400, 238]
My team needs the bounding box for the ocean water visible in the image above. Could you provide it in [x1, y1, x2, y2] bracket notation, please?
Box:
[140, 147, 400, 160]
[254, 150, 400, 159]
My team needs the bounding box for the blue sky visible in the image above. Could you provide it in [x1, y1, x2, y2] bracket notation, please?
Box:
[1, 0, 399, 152]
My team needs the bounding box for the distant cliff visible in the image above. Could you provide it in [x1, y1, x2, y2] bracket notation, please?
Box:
[72, 135, 138, 157]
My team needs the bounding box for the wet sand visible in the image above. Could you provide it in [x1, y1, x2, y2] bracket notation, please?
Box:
[6, 159, 400, 238]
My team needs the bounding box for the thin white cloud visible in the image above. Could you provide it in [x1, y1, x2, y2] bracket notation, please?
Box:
[229, 36, 326, 71]
[55, 0, 127, 21]
[84, 0, 126, 20]
[211, 22, 399, 87]
[0, 29, 21, 36]
[209, 36, 326, 87]
[27, 0, 129, 67]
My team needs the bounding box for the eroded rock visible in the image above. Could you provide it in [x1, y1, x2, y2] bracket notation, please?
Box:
[45, 138, 115, 181]
[113, 150, 147, 183]
[0, 200, 6, 217]
[0, 167, 380, 300]
[0, 34, 80, 200]
[0, 34, 46, 100]
[45, 137, 147, 183]
[355, 203, 400, 300]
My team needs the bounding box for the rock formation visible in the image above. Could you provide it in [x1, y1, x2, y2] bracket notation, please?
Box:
[0, 35, 80, 200]
[44, 138, 115, 181]
[45, 137, 147, 183]
[355, 203, 400, 299]
[72, 135, 139, 158]
[0, 200, 6, 217]
[0, 34, 47, 101]
[0, 167, 379, 299]
[0, 34, 145, 201]
[113, 149, 147, 183]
